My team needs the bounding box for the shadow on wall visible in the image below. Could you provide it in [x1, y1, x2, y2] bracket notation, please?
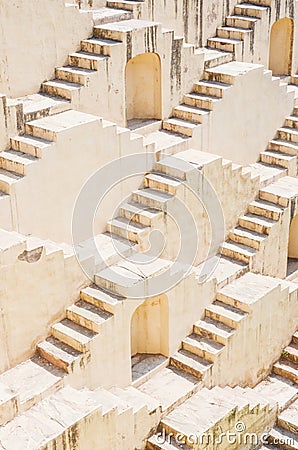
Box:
[269, 18, 294, 76]
[125, 52, 162, 126]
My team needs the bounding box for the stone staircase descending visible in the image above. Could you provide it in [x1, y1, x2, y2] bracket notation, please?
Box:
[0, 109, 144, 203]
[147, 385, 277, 450]
[162, 62, 235, 139]
[254, 331, 298, 449]
[220, 175, 298, 274]
[206, 0, 271, 65]
[259, 105, 298, 177]
[9, 7, 134, 126]
[161, 61, 287, 153]
[0, 383, 160, 449]
[106, 149, 258, 254]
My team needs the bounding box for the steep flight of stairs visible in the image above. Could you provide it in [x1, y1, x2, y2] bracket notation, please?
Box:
[9, 7, 132, 125]
[220, 175, 298, 270]
[259, 105, 298, 177]
[206, 0, 271, 64]
[254, 330, 298, 449]
[162, 62, 234, 139]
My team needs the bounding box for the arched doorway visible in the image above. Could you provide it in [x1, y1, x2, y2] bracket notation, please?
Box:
[130, 295, 168, 381]
[287, 214, 298, 277]
[269, 18, 294, 76]
[125, 52, 162, 127]
[288, 214, 298, 258]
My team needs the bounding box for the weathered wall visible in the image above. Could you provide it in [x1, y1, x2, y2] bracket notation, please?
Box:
[0, 231, 87, 373]
[0, 0, 93, 98]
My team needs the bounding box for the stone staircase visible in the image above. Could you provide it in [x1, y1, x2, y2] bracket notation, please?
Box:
[0, 383, 160, 449]
[259, 105, 298, 177]
[147, 385, 277, 450]
[254, 330, 298, 449]
[105, 148, 259, 264]
[0, 109, 144, 203]
[220, 175, 298, 273]
[9, 6, 134, 126]
[162, 62, 235, 139]
[206, 0, 271, 64]
[0, 110, 95, 197]
[161, 61, 283, 148]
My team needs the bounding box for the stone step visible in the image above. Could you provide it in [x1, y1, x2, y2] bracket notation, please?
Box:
[0, 150, 38, 176]
[229, 226, 267, 250]
[238, 212, 277, 235]
[0, 169, 22, 195]
[234, 3, 269, 19]
[137, 365, 202, 415]
[202, 47, 234, 69]
[154, 154, 195, 180]
[182, 333, 224, 362]
[107, 0, 144, 12]
[249, 162, 287, 187]
[162, 117, 197, 137]
[226, 14, 259, 29]
[207, 36, 242, 53]
[10, 134, 53, 158]
[0, 383, 19, 426]
[66, 299, 112, 333]
[278, 399, 298, 434]
[248, 199, 285, 221]
[269, 139, 298, 156]
[81, 36, 121, 56]
[293, 333, 298, 345]
[217, 25, 252, 40]
[278, 127, 298, 143]
[41, 79, 81, 100]
[0, 357, 64, 414]
[285, 116, 298, 129]
[172, 104, 210, 124]
[193, 79, 232, 97]
[291, 75, 298, 86]
[260, 150, 297, 174]
[160, 387, 238, 443]
[37, 337, 86, 374]
[55, 66, 96, 85]
[194, 317, 235, 345]
[273, 359, 298, 385]
[89, 7, 133, 25]
[254, 373, 298, 412]
[107, 216, 149, 243]
[232, 386, 262, 412]
[205, 300, 247, 328]
[183, 92, 220, 110]
[132, 188, 174, 211]
[68, 51, 108, 70]
[51, 318, 97, 352]
[80, 285, 123, 314]
[144, 172, 181, 195]
[268, 426, 298, 449]
[221, 239, 256, 264]
[111, 385, 160, 416]
[19, 93, 71, 123]
[283, 344, 298, 364]
[119, 201, 162, 227]
[0, 385, 119, 449]
[170, 349, 212, 379]
[259, 177, 298, 207]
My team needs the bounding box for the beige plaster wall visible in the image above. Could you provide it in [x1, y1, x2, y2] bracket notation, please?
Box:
[0, 0, 93, 98]
[0, 237, 87, 373]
